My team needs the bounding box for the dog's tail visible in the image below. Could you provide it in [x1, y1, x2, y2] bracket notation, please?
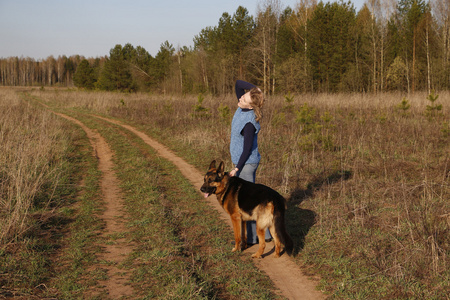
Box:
[275, 211, 294, 256]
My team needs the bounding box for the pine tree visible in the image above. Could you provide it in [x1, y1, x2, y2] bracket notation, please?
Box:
[307, 1, 356, 92]
[73, 59, 96, 89]
[98, 44, 135, 91]
[397, 0, 427, 92]
[153, 41, 175, 92]
[231, 6, 255, 78]
[275, 7, 304, 93]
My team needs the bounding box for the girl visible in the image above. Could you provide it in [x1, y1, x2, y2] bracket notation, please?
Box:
[229, 79, 272, 244]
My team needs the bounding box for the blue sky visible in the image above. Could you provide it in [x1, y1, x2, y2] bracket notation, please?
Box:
[0, 0, 366, 60]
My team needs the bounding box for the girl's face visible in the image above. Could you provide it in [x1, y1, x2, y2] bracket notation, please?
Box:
[238, 92, 253, 109]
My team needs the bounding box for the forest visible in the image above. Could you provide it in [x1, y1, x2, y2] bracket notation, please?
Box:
[1, 0, 449, 94]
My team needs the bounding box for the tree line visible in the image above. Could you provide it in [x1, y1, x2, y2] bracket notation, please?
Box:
[1, 0, 449, 94]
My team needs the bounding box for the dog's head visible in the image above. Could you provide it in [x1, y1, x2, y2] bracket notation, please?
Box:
[200, 160, 227, 198]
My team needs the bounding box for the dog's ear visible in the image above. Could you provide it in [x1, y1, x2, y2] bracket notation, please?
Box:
[217, 161, 225, 177]
[209, 160, 216, 170]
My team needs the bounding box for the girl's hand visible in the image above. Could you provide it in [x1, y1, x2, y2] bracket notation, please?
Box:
[229, 168, 238, 177]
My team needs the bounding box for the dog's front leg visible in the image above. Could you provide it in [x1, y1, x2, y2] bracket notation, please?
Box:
[230, 213, 242, 252]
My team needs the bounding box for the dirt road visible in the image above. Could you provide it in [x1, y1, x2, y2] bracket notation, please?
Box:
[52, 112, 134, 298]
[47, 106, 325, 299]
[93, 115, 326, 300]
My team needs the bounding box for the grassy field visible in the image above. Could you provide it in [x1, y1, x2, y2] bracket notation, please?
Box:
[1, 87, 449, 299]
[0, 88, 281, 299]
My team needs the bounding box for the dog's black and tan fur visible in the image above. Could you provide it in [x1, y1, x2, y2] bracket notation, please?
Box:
[200, 160, 293, 258]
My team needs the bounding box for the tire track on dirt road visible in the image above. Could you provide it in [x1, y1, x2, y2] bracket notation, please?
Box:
[94, 115, 326, 300]
[50, 112, 134, 299]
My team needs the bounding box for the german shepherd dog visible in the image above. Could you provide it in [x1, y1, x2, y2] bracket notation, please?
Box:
[200, 160, 293, 258]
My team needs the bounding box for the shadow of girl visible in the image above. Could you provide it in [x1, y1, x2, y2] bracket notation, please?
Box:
[286, 170, 352, 255]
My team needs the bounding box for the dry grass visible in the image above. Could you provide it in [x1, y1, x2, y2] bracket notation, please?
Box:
[28, 88, 449, 298]
[0, 88, 72, 244]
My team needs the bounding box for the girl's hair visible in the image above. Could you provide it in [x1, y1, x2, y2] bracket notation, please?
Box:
[249, 87, 264, 122]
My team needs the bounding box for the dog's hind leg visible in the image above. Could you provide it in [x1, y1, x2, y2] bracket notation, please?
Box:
[241, 220, 247, 250]
[274, 213, 293, 256]
[269, 225, 282, 257]
[251, 226, 266, 258]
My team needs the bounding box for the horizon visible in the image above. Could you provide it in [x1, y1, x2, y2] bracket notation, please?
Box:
[0, 0, 366, 60]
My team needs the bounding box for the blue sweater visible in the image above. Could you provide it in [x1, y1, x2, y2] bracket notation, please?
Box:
[230, 80, 261, 169]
